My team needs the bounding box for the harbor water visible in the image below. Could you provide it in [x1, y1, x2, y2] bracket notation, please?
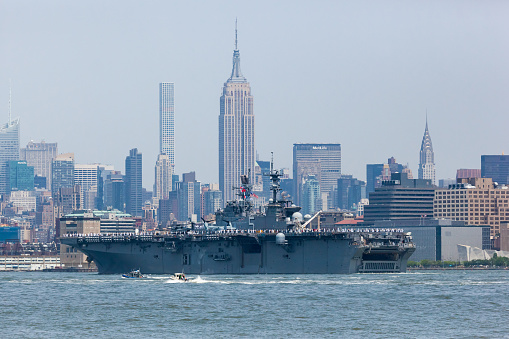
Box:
[1, 270, 508, 338]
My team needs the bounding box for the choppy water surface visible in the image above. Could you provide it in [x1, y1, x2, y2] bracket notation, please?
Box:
[1, 270, 508, 338]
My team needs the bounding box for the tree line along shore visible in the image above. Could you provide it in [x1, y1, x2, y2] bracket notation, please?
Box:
[408, 254, 509, 269]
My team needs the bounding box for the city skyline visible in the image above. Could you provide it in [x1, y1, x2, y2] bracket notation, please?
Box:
[1, 2, 508, 187]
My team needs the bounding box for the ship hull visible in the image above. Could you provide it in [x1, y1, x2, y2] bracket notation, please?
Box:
[61, 232, 415, 274]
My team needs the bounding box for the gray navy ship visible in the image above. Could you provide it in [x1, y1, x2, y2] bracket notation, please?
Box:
[60, 163, 415, 274]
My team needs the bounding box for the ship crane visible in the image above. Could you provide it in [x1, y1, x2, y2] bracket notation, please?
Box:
[295, 210, 322, 230]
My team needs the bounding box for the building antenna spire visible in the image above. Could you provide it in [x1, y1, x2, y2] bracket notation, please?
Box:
[8, 79, 12, 124]
[235, 18, 238, 50]
[270, 151, 274, 173]
[425, 108, 428, 129]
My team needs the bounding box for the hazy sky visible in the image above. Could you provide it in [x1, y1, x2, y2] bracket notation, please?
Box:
[1, 1, 508, 188]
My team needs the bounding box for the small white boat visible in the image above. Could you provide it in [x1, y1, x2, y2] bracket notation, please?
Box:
[169, 273, 188, 282]
[122, 269, 144, 279]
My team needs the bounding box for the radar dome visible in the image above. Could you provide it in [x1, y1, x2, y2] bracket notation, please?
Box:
[304, 214, 312, 220]
[275, 233, 286, 245]
[292, 212, 303, 222]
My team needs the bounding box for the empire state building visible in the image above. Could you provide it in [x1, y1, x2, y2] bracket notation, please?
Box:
[219, 26, 254, 203]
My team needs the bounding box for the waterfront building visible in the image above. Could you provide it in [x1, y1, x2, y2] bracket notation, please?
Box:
[154, 153, 173, 201]
[293, 144, 341, 208]
[8, 160, 34, 192]
[125, 148, 142, 217]
[434, 177, 509, 238]
[457, 168, 481, 180]
[159, 82, 175, 165]
[300, 175, 321, 216]
[500, 222, 509, 251]
[0, 118, 20, 195]
[219, 25, 255, 203]
[0, 256, 61, 271]
[358, 219, 490, 262]
[99, 211, 136, 233]
[418, 119, 436, 185]
[481, 155, 509, 185]
[51, 153, 74, 199]
[364, 172, 434, 223]
[20, 141, 57, 188]
[59, 212, 100, 268]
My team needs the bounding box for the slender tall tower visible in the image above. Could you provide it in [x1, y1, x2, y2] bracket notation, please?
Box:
[418, 117, 436, 185]
[125, 148, 143, 217]
[0, 87, 20, 195]
[159, 82, 175, 165]
[219, 22, 254, 203]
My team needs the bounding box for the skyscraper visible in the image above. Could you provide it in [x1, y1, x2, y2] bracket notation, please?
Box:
[51, 153, 75, 198]
[418, 118, 436, 185]
[300, 175, 321, 216]
[20, 141, 58, 188]
[366, 163, 386, 196]
[177, 171, 201, 222]
[293, 143, 341, 208]
[8, 160, 34, 192]
[0, 118, 20, 195]
[336, 175, 365, 211]
[125, 148, 142, 217]
[219, 23, 254, 203]
[481, 155, 509, 185]
[154, 153, 173, 201]
[201, 184, 223, 218]
[74, 164, 100, 210]
[159, 82, 175, 164]
[364, 172, 434, 223]
[104, 171, 124, 211]
[366, 157, 412, 197]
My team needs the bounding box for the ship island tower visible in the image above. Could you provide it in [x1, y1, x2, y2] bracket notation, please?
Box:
[219, 22, 255, 203]
[418, 117, 436, 185]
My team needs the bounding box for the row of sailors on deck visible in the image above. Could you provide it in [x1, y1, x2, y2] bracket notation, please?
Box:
[63, 232, 156, 237]
[62, 227, 406, 238]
